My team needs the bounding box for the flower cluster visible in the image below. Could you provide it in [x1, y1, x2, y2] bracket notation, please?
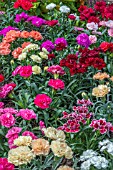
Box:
[58, 99, 93, 133]
[0, 30, 42, 55]
[80, 149, 109, 170]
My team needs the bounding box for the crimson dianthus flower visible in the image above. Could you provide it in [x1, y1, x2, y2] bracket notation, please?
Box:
[34, 94, 52, 109]
[0, 74, 4, 82]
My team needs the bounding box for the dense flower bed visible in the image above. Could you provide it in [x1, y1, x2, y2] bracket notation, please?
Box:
[0, 1, 113, 169]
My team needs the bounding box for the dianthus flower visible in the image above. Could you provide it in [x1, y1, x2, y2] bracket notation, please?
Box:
[0, 157, 14, 170]
[15, 12, 29, 22]
[16, 108, 37, 120]
[0, 74, 4, 82]
[0, 83, 16, 98]
[0, 113, 15, 128]
[93, 72, 109, 80]
[92, 85, 110, 97]
[12, 47, 23, 58]
[14, 136, 32, 146]
[46, 20, 58, 26]
[0, 102, 4, 108]
[47, 65, 65, 76]
[55, 37, 68, 51]
[0, 26, 18, 36]
[57, 165, 74, 170]
[22, 131, 37, 140]
[48, 79, 65, 90]
[34, 94, 52, 109]
[76, 33, 91, 48]
[31, 138, 50, 155]
[39, 121, 46, 135]
[19, 65, 32, 78]
[68, 14, 76, 20]
[8, 146, 34, 166]
[41, 40, 55, 52]
[6, 127, 22, 139]
[51, 140, 73, 159]
[90, 119, 113, 134]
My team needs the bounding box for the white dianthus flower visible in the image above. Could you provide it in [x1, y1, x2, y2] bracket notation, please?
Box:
[90, 156, 109, 169]
[81, 160, 91, 170]
[59, 6, 70, 13]
[46, 3, 56, 10]
[80, 149, 98, 161]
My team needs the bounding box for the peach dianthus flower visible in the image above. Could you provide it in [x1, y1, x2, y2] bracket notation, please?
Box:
[31, 138, 50, 156]
[93, 72, 109, 80]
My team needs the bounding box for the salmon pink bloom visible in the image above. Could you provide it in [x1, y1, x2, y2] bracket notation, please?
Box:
[34, 94, 52, 109]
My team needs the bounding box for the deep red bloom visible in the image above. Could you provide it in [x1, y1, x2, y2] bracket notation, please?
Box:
[78, 5, 88, 13]
[94, 1, 106, 13]
[68, 14, 76, 20]
[34, 94, 52, 109]
[92, 57, 106, 70]
[88, 16, 100, 23]
[0, 74, 4, 82]
[48, 53, 55, 60]
[0, 158, 14, 170]
[46, 20, 58, 26]
[21, 0, 33, 10]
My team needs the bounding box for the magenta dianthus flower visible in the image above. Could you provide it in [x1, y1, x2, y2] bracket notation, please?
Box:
[76, 33, 91, 48]
[41, 40, 55, 52]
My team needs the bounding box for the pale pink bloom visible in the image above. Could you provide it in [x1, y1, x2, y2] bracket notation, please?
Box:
[16, 108, 37, 120]
[86, 22, 98, 31]
[89, 35, 97, 44]
[99, 21, 106, 27]
[0, 102, 4, 108]
[105, 20, 113, 28]
[22, 131, 37, 139]
[6, 127, 22, 138]
[92, 31, 102, 35]
[0, 113, 15, 128]
[47, 65, 65, 75]
[74, 26, 84, 31]
[108, 28, 113, 37]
